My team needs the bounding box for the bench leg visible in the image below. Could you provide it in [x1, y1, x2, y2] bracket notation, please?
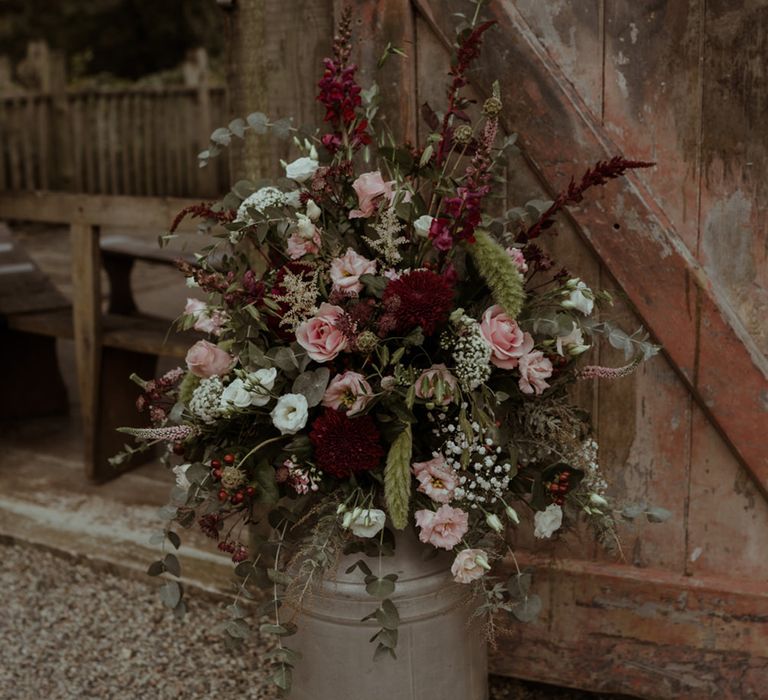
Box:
[102, 253, 138, 315]
[91, 346, 159, 483]
[0, 331, 68, 419]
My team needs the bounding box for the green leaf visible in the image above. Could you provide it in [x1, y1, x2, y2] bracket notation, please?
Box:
[272, 664, 292, 692]
[645, 506, 672, 523]
[292, 367, 331, 407]
[246, 111, 269, 134]
[147, 560, 165, 577]
[225, 619, 251, 638]
[232, 179, 256, 199]
[260, 623, 297, 637]
[210, 127, 231, 146]
[383, 424, 412, 530]
[359, 274, 388, 298]
[228, 118, 246, 138]
[375, 599, 400, 629]
[163, 553, 181, 578]
[253, 460, 280, 504]
[272, 117, 292, 139]
[267, 568, 292, 585]
[159, 581, 182, 609]
[373, 642, 397, 661]
[510, 593, 542, 623]
[366, 577, 396, 599]
[506, 572, 532, 600]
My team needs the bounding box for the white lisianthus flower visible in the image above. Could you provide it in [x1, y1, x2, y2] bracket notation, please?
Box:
[246, 367, 278, 406]
[172, 463, 192, 490]
[556, 322, 591, 357]
[561, 279, 595, 315]
[342, 508, 386, 538]
[534, 504, 563, 539]
[284, 190, 302, 208]
[413, 214, 434, 238]
[271, 393, 309, 434]
[306, 199, 322, 221]
[285, 156, 319, 183]
[221, 378, 255, 409]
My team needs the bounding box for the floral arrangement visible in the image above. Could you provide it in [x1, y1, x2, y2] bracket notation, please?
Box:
[119, 7, 662, 695]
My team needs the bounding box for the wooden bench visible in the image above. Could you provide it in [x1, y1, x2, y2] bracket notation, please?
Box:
[0, 192, 206, 481]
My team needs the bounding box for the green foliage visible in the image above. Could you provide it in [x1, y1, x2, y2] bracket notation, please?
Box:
[383, 424, 412, 530]
[178, 372, 200, 405]
[468, 229, 525, 319]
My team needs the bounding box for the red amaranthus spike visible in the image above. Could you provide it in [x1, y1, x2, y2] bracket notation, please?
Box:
[518, 156, 655, 243]
[169, 202, 234, 233]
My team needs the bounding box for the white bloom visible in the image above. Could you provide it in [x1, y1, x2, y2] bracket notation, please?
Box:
[534, 504, 563, 539]
[285, 156, 319, 183]
[413, 214, 434, 238]
[561, 279, 594, 315]
[236, 186, 286, 222]
[343, 508, 386, 538]
[172, 463, 191, 490]
[306, 199, 322, 221]
[555, 322, 591, 357]
[246, 367, 277, 406]
[284, 190, 302, 208]
[221, 378, 254, 409]
[271, 393, 308, 434]
[295, 213, 318, 240]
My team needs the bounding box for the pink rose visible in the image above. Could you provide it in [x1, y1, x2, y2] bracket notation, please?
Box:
[349, 171, 394, 219]
[518, 350, 553, 395]
[295, 303, 348, 363]
[412, 455, 457, 504]
[479, 305, 534, 370]
[451, 548, 491, 584]
[505, 246, 528, 273]
[322, 371, 373, 415]
[287, 230, 321, 259]
[415, 504, 468, 550]
[185, 340, 235, 378]
[330, 248, 376, 296]
[415, 364, 459, 406]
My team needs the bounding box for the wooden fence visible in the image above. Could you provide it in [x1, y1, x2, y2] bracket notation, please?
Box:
[0, 86, 230, 197]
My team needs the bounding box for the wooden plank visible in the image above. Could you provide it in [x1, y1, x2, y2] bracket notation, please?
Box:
[131, 94, 142, 195]
[69, 222, 102, 479]
[491, 554, 768, 699]
[21, 96, 35, 190]
[36, 96, 50, 190]
[414, 0, 768, 499]
[96, 94, 108, 193]
[8, 99, 23, 191]
[0, 192, 202, 232]
[0, 100, 7, 191]
[603, 0, 703, 253]
[107, 95, 119, 194]
[119, 95, 131, 196]
[143, 95, 154, 195]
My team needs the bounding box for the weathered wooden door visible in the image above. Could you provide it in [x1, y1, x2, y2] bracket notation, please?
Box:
[228, 1, 768, 696]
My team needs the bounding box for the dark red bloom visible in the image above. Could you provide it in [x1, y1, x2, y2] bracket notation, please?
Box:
[309, 409, 384, 479]
[381, 270, 454, 336]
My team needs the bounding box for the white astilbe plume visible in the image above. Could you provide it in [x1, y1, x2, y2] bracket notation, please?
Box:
[273, 268, 320, 330]
[364, 206, 407, 265]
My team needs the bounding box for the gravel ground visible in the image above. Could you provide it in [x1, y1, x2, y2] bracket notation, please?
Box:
[1, 542, 629, 700]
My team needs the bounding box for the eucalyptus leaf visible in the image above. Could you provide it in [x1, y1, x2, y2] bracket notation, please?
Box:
[163, 553, 181, 578]
[210, 127, 232, 146]
[159, 581, 182, 609]
[510, 594, 542, 623]
[292, 367, 331, 407]
[246, 111, 269, 134]
[645, 506, 672, 523]
[366, 577, 395, 599]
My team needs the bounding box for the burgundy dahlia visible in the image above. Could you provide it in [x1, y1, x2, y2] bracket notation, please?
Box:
[309, 409, 384, 478]
[381, 270, 454, 336]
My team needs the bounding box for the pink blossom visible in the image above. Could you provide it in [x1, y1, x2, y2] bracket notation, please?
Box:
[185, 340, 235, 378]
[349, 171, 394, 219]
[287, 230, 321, 259]
[518, 350, 553, 395]
[322, 371, 373, 415]
[479, 305, 534, 370]
[329, 248, 376, 296]
[415, 364, 459, 406]
[415, 504, 468, 550]
[505, 246, 528, 273]
[295, 303, 348, 362]
[184, 298, 227, 335]
[451, 548, 491, 584]
[412, 455, 457, 504]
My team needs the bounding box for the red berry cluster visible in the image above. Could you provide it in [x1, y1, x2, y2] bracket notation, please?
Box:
[217, 539, 249, 563]
[210, 454, 256, 506]
[546, 469, 572, 506]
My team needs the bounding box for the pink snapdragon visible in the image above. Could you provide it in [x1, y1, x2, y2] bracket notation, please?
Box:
[322, 371, 373, 415]
[518, 351, 553, 395]
[412, 455, 457, 504]
[295, 303, 348, 362]
[415, 504, 468, 550]
[329, 248, 376, 296]
[349, 171, 394, 219]
[479, 305, 534, 370]
[505, 246, 528, 273]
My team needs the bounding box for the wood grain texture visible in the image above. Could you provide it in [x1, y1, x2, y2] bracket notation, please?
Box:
[414, 0, 768, 501]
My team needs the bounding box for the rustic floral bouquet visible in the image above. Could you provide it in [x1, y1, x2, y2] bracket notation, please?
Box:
[120, 7, 661, 694]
